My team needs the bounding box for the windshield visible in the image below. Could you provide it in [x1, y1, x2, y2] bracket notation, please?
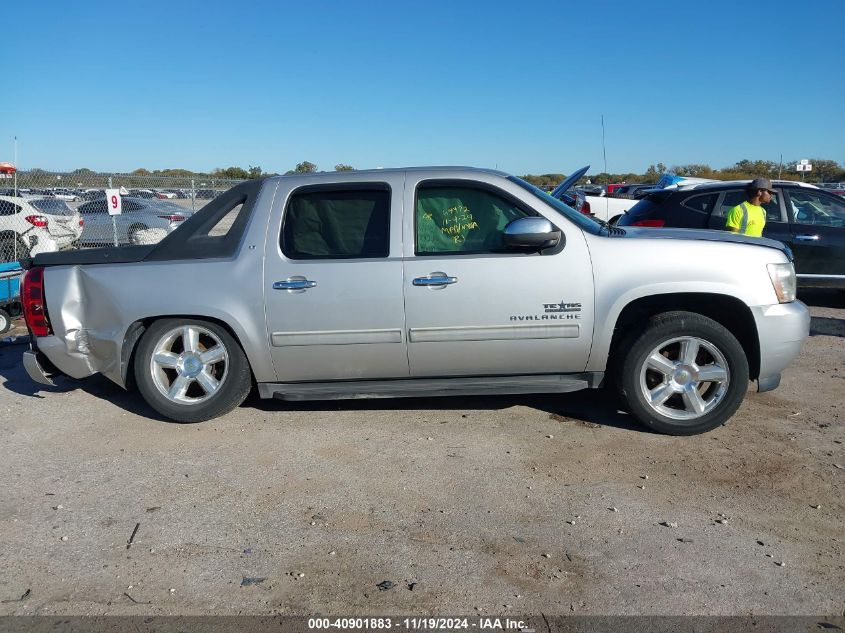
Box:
[507, 176, 602, 234]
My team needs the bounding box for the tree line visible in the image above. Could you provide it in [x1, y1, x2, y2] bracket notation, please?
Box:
[520, 158, 845, 189]
[36, 158, 845, 185]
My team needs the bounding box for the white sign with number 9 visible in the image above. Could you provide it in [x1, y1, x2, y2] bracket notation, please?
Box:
[105, 189, 122, 215]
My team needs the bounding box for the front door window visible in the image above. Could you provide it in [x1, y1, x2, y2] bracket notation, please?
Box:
[788, 190, 845, 227]
[415, 185, 532, 255]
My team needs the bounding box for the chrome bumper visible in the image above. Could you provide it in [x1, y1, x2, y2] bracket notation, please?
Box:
[751, 301, 810, 392]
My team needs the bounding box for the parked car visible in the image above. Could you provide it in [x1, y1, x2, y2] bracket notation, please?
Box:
[614, 184, 655, 199]
[162, 189, 189, 199]
[77, 197, 188, 246]
[617, 180, 845, 288]
[154, 190, 178, 199]
[80, 189, 106, 201]
[194, 189, 219, 199]
[0, 188, 36, 199]
[818, 182, 845, 197]
[550, 166, 637, 222]
[22, 168, 808, 436]
[127, 189, 157, 199]
[27, 198, 84, 247]
[0, 196, 82, 261]
[46, 188, 80, 202]
[575, 184, 606, 196]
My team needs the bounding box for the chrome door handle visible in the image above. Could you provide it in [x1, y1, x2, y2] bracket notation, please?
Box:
[273, 279, 317, 290]
[413, 275, 457, 287]
[794, 234, 820, 241]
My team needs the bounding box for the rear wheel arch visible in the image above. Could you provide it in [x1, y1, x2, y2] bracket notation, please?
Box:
[607, 293, 760, 382]
[121, 315, 257, 390]
[131, 317, 254, 422]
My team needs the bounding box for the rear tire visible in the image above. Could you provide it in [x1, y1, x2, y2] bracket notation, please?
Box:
[619, 311, 749, 435]
[133, 318, 252, 423]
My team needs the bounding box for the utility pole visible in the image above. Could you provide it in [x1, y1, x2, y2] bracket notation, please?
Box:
[601, 114, 608, 187]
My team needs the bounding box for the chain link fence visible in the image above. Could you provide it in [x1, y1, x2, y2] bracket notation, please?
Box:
[0, 170, 246, 262]
[0, 170, 246, 330]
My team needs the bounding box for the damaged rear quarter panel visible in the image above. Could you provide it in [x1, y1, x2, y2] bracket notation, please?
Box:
[42, 250, 273, 388]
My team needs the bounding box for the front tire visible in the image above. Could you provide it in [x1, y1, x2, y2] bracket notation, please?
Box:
[133, 318, 252, 423]
[619, 311, 749, 435]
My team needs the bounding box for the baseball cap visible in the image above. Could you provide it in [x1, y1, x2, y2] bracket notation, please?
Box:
[749, 178, 775, 193]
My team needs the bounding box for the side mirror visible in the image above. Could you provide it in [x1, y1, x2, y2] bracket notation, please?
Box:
[503, 217, 561, 250]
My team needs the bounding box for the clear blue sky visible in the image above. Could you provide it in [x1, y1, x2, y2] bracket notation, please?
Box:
[2, 0, 843, 176]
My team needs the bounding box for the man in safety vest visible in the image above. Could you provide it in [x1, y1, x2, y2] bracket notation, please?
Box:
[725, 178, 775, 237]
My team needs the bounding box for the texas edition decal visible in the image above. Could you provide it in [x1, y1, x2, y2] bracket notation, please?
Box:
[510, 301, 582, 321]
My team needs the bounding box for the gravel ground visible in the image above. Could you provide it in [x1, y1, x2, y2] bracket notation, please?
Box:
[0, 291, 842, 616]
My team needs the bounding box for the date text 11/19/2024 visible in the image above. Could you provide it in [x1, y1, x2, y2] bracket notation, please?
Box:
[307, 617, 530, 631]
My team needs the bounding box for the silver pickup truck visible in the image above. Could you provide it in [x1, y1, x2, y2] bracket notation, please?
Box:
[20, 167, 809, 435]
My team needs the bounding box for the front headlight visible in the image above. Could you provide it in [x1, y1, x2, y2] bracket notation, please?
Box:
[767, 262, 797, 303]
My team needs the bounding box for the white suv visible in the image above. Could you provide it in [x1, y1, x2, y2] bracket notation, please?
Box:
[0, 196, 83, 261]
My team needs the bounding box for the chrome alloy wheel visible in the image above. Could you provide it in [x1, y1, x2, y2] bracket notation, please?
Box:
[638, 336, 730, 422]
[149, 325, 229, 405]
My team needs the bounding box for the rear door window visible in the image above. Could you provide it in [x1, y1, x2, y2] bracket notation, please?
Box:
[281, 186, 390, 259]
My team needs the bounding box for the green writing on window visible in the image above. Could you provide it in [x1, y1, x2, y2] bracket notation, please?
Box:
[416, 186, 529, 255]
